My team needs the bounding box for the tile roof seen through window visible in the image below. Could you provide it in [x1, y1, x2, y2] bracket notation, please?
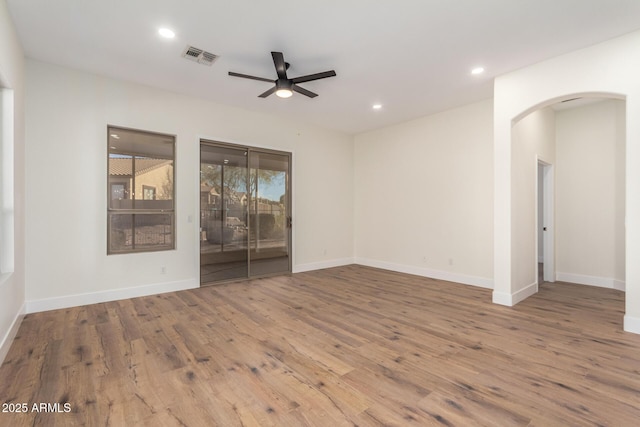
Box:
[109, 158, 172, 176]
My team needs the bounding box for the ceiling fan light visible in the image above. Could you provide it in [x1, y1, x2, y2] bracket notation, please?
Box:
[276, 88, 293, 98]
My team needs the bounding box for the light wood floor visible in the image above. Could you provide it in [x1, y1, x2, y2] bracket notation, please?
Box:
[2, 265, 640, 426]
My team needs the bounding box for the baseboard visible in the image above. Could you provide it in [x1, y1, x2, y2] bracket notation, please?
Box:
[556, 272, 625, 291]
[492, 291, 513, 306]
[0, 302, 25, 366]
[613, 280, 626, 291]
[293, 257, 355, 273]
[353, 257, 493, 289]
[624, 315, 640, 335]
[492, 281, 538, 306]
[25, 278, 199, 314]
[512, 281, 539, 304]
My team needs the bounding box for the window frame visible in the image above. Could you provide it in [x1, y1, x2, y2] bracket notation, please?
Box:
[142, 185, 157, 200]
[0, 87, 15, 274]
[107, 125, 176, 255]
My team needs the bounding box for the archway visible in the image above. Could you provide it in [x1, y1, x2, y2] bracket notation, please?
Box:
[491, 28, 640, 334]
[507, 95, 625, 309]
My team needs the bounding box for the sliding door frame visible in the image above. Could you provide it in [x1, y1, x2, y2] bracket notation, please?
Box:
[199, 138, 292, 284]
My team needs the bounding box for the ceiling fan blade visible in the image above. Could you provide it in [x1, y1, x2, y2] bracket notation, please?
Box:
[228, 71, 274, 83]
[292, 85, 318, 98]
[258, 86, 277, 98]
[291, 70, 336, 84]
[271, 52, 288, 79]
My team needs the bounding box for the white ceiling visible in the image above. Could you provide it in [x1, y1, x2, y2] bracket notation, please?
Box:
[7, 0, 640, 134]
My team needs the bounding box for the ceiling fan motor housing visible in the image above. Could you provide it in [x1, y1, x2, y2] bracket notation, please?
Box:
[276, 80, 293, 90]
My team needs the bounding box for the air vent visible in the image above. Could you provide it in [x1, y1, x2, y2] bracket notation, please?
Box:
[200, 51, 218, 66]
[182, 45, 218, 66]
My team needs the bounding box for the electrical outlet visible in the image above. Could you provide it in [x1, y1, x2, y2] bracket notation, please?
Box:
[448, 258, 453, 266]
[161, 266, 166, 274]
[422, 256, 428, 263]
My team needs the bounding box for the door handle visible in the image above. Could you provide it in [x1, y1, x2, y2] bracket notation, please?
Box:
[543, 227, 547, 231]
[287, 216, 292, 228]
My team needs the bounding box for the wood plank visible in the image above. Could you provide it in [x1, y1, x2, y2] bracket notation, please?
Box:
[2, 265, 640, 426]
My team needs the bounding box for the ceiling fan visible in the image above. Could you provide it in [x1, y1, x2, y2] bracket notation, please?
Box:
[228, 51, 336, 99]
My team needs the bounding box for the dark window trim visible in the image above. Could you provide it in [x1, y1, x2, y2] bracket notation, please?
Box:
[107, 125, 176, 255]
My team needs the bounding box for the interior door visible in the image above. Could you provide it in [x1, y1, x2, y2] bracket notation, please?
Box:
[200, 141, 291, 284]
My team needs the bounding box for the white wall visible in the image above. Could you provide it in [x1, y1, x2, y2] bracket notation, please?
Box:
[493, 29, 640, 334]
[24, 60, 354, 310]
[354, 99, 493, 288]
[555, 99, 625, 289]
[0, 0, 26, 364]
[510, 107, 555, 299]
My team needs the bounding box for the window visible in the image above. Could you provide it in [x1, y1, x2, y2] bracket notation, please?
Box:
[143, 185, 156, 200]
[0, 87, 15, 274]
[110, 183, 128, 200]
[108, 126, 175, 254]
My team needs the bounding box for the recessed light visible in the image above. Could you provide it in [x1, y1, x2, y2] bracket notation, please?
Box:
[158, 28, 176, 39]
[471, 67, 485, 75]
[372, 104, 382, 110]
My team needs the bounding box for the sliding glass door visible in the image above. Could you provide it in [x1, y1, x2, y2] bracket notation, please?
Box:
[200, 141, 291, 284]
[200, 144, 249, 282]
[248, 150, 291, 277]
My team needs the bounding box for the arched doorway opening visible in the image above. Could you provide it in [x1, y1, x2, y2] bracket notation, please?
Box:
[509, 95, 625, 305]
